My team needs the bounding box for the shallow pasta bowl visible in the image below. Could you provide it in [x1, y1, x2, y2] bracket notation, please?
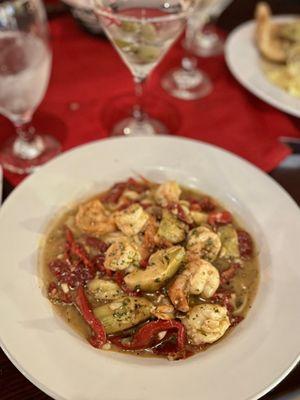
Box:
[0, 136, 299, 400]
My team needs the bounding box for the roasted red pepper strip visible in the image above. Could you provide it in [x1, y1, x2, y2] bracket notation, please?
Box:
[111, 320, 186, 354]
[75, 286, 106, 348]
[113, 271, 141, 297]
[65, 227, 94, 274]
[208, 211, 232, 226]
[140, 258, 149, 269]
[167, 202, 192, 224]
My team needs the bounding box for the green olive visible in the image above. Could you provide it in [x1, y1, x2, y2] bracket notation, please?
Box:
[120, 20, 139, 33]
[114, 38, 137, 53]
[140, 23, 157, 42]
[136, 45, 160, 63]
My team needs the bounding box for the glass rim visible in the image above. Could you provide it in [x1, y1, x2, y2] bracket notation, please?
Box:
[0, 0, 37, 7]
[95, 4, 191, 23]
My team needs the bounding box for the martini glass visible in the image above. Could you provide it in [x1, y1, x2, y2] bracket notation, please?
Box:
[94, 0, 192, 136]
[161, 0, 216, 100]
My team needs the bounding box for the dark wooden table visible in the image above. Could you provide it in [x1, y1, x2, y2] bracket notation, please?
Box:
[1, 0, 300, 399]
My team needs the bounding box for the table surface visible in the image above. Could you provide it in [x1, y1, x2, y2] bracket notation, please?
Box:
[1, 0, 300, 399]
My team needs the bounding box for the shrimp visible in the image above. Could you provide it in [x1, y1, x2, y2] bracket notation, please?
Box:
[255, 2, 288, 63]
[168, 259, 220, 312]
[151, 298, 175, 320]
[182, 304, 230, 345]
[114, 204, 149, 236]
[104, 238, 141, 271]
[187, 226, 221, 262]
[140, 216, 158, 262]
[75, 199, 116, 235]
[154, 181, 181, 207]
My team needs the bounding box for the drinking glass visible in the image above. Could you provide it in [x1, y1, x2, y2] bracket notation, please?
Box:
[0, 0, 60, 174]
[161, 0, 216, 100]
[94, 0, 192, 136]
[192, 0, 233, 57]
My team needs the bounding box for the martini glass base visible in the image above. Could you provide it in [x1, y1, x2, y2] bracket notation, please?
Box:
[162, 67, 212, 100]
[111, 116, 168, 136]
[0, 134, 61, 174]
[101, 92, 180, 136]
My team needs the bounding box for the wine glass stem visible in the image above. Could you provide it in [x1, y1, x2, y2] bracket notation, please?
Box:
[133, 76, 146, 122]
[184, 13, 207, 51]
[13, 119, 45, 160]
[16, 121, 36, 142]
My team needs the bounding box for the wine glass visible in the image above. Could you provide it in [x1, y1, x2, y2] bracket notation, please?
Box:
[61, 0, 103, 35]
[94, 0, 192, 136]
[192, 0, 233, 57]
[161, 0, 217, 100]
[0, 0, 60, 174]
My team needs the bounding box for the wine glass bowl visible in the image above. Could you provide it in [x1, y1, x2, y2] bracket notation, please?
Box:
[190, 0, 233, 57]
[94, 0, 191, 136]
[0, 0, 60, 174]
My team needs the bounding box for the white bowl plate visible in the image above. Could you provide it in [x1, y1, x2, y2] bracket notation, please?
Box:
[225, 16, 300, 118]
[0, 137, 299, 400]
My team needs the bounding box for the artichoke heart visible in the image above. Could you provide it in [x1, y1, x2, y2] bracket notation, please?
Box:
[93, 296, 152, 334]
[218, 225, 240, 259]
[158, 210, 187, 244]
[87, 278, 123, 301]
[124, 246, 185, 292]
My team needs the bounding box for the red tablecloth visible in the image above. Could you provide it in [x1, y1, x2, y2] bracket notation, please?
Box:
[1, 14, 300, 186]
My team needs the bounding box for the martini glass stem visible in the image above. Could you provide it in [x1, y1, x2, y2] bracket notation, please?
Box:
[133, 76, 146, 122]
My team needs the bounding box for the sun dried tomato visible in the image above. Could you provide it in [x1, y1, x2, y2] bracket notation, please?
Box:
[208, 211, 232, 226]
[65, 227, 94, 274]
[92, 255, 113, 277]
[47, 282, 72, 304]
[85, 236, 109, 253]
[189, 197, 216, 212]
[211, 291, 234, 314]
[220, 263, 241, 285]
[49, 259, 94, 288]
[102, 182, 127, 203]
[237, 230, 253, 259]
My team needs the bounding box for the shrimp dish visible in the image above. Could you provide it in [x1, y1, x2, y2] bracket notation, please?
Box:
[255, 2, 300, 97]
[41, 178, 259, 360]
